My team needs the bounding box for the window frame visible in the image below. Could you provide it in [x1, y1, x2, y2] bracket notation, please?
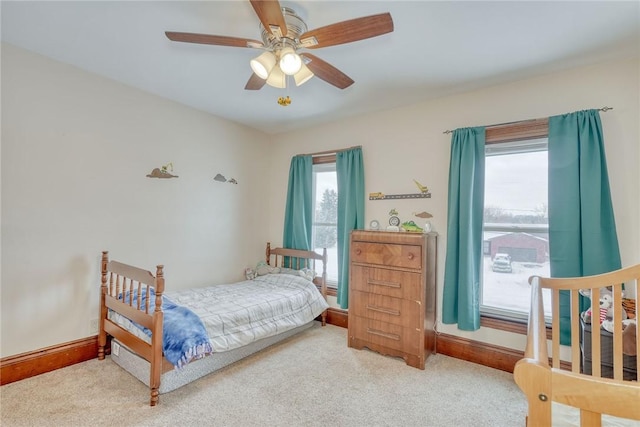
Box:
[481, 119, 549, 333]
[312, 154, 338, 294]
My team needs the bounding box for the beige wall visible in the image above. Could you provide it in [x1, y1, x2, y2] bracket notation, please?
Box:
[2, 43, 638, 358]
[267, 58, 640, 350]
[1, 44, 272, 357]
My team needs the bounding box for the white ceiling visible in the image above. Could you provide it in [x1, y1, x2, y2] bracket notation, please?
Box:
[2, 1, 638, 135]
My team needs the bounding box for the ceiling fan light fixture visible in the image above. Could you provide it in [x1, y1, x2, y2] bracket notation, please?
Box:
[294, 62, 314, 86]
[266, 65, 287, 88]
[279, 47, 302, 75]
[250, 51, 277, 80]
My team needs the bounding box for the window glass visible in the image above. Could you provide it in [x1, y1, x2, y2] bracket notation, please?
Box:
[312, 162, 338, 285]
[482, 139, 551, 319]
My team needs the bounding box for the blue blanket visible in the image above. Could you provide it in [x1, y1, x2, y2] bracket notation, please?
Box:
[122, 288, 213, 369]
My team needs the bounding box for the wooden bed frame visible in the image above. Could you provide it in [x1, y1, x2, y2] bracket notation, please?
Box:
[514, 264, 640, 426]
[98, 243, 328, 406]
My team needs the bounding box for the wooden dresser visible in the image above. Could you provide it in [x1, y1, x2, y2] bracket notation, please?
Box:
[348, 230, 437, 369]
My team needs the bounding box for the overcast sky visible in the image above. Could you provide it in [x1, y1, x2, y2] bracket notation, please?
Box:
[485, 151, 547, 215]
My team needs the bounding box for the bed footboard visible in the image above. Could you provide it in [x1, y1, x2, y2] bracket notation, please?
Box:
[514, 265, 640, 426]
[98, 251, 166, 406]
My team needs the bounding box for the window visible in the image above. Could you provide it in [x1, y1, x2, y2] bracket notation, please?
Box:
[481, 138, 552, 320]
[312, 158, 338, 286]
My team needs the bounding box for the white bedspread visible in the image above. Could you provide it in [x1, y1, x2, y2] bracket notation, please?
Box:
[110, 273, 328, 353]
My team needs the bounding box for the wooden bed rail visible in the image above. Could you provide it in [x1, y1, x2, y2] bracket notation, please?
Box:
[514, 265, 640, 426]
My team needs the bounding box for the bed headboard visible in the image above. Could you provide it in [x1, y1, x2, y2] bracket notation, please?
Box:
[265, 242, 328, 296]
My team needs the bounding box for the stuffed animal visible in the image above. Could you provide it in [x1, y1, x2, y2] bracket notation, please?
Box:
[622, 320, 637, 356]
[580, 288, 627, 325]
[602, 318, 637, 357]
[244, 267, 256, 280]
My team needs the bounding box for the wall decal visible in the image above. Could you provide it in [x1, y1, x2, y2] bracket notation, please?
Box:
[369, 179, 431, 200]
[413, 179, 429, 194]
[214, 173, 238, 184]
[147, 162, 178, 178]
[414, 211, 433, 219]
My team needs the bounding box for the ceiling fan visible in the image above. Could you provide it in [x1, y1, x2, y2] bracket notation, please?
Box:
[165, 0, 394, 91]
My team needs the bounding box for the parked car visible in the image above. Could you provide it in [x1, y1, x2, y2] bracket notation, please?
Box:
[492, 253, 512, 273]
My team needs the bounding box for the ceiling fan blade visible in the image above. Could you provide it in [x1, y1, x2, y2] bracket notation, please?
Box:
[300, 13, 393, 49]
[249, 0, 287, 37]
[301, 53, 354, 90]
[245, 73, 267, 90]
[165, 32, 263, 48]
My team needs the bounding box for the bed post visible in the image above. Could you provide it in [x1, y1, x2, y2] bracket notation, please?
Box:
[98, 251, 109, 360]
[149, 264, 165, 406]
[265, 242, 271, 265]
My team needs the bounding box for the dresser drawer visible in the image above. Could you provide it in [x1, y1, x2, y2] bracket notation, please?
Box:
[350, 265, 422, 300]
[351, 242, 422, 270]
[350, 317, 422, 356]
[350, 290, 421, 327]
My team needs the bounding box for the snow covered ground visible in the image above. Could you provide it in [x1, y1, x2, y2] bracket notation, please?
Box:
[483, 255, 552, 316]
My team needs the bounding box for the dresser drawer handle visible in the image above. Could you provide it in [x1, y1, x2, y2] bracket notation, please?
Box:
[367, 328, 400, 341]
[407, 253, 414, 260]
[355, 248, 362, 255]
[366, 305, 401, 316]
[367, 279, 401, 289]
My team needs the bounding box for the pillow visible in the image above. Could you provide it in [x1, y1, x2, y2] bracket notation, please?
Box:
[275, 267, 315, 282]
[250, 261, 316, 282]
[254, 261, 279, 277]
[298, 268, 316, 282]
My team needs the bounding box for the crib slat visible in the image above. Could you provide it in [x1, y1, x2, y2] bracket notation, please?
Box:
[634, 279, 640, 379]
[591, 287, 602, 378]
[570, 289, 580, 373]
[612, 284, 624, 381]
[580, 409, 602, 427]
[552, 288, 560, 369]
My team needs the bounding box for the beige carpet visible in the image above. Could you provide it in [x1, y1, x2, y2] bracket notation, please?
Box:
[1, 324, 527, 426]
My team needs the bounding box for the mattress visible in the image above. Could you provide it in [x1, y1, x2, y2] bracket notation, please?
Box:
[110, 321, 315, 394]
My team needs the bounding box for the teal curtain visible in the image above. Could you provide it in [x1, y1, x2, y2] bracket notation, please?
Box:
[548, 109, 621, 345]
[282, 155, 313, 259]
[442, 127, 486, 330]
[336, 147, 365, 309]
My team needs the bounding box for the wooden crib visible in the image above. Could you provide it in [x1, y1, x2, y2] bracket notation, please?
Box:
[514, 264, 640, 426]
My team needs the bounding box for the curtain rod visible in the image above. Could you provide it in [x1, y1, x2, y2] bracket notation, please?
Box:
[298, 145, 362, 157]
[442, 107, 613, 135]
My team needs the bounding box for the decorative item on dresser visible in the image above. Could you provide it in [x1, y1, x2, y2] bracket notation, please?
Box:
[348, 230, 437, 369]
